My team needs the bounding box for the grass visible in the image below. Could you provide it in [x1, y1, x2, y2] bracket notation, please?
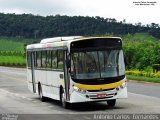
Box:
[127, 75, 160, 83]
[0, 40, 24, 51]
[0, 37, 38, 67]
[0, 37, 40, 51]
[123, 32, 158, 41]
[0, 56, 26, 66]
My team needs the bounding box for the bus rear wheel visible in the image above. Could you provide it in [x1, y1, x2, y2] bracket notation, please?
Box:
[107, 99, 116, 107]
[38, 84, 46, 102]
[60, 89, 70, 109]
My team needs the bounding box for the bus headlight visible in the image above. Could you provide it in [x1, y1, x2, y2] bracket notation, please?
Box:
[73, 86, 79, 91]
[120, 82, 126, 89]
[73, 86, 86, 94]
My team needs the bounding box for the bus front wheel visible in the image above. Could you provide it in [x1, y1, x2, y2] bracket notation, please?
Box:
[60, 89, 70, 109]
[107, 99, 116, 107]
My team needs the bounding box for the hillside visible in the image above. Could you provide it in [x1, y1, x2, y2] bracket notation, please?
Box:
[0, 13, 160, 38]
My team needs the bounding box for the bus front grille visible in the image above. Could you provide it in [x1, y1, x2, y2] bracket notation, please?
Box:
[85, 89, 117, 100]
[87, 88, 114, 92]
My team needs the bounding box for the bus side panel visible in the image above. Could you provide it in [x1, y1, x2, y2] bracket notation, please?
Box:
[33, 69, 63, 100]
[46, 70, 64, 100]
[34, 70, 47, 96]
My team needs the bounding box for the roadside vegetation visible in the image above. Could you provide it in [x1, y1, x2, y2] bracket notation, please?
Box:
[0, 38, 28, 67]
[127, 75, 160, 83]
[0, 33, 160, 82]
[123, 33, 160, 70]
[122, 33, 160, 83]
[0, 37, 40, 67]
[126, 70, 160, 83]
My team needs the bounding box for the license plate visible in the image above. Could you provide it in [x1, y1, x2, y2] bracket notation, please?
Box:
[97, 93, 107, 98]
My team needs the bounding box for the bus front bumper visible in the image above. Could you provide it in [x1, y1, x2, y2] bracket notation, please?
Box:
[69, 86, 128, 103]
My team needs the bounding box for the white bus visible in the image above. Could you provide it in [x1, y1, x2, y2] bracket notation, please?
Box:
[26, 36, 127, 108]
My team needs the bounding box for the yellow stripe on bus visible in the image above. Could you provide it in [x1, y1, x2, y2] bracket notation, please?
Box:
[76, 80, 125, 90]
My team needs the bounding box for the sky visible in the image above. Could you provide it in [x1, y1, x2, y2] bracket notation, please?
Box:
[0, 0, 159, 25]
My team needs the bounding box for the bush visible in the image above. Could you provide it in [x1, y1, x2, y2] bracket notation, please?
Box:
[123, 33, 160, 70]
[126, 70, 160, 78]
[153, 64, 160, 73]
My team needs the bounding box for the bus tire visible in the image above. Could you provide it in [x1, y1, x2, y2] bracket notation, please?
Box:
[107, 99, 116, 107]
[60, 88, 70, 109]
[38, 83, 46, 102]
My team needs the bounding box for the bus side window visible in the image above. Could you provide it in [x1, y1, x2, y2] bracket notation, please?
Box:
[52, 50, 58, 69]
[37, 51, 42, 68]
[46, 50, 52, 69]
[41, 51, 47, 68]
[57, 50, 64, 70]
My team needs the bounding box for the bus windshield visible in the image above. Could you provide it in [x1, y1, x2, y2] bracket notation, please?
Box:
[71, 50, 125, 80]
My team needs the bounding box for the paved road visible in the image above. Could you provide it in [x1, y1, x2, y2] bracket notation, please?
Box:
[0, 67, 160, 120]
[127, 80, 160, 98]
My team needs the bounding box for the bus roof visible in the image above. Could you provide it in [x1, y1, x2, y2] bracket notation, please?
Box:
[40, 36, 83, 44]
[26, 36, 121, 50]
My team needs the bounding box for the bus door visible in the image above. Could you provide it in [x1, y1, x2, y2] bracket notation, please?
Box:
[31, 51, 36, 93]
